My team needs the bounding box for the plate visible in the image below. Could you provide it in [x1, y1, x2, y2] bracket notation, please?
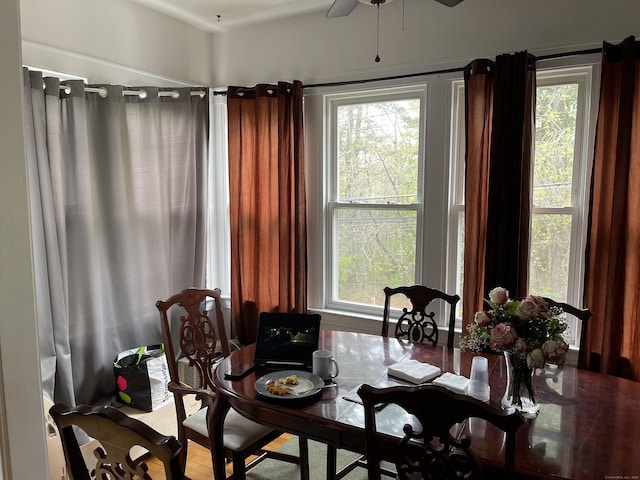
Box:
[255, 370, 324, 399]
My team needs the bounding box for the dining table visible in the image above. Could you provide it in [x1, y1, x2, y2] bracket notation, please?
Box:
[211, 330, 640, 480]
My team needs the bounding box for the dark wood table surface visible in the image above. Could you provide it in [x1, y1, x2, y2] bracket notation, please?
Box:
[212, 330, 640, 480]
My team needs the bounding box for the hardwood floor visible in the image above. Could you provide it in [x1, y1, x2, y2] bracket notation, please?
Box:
[145, 433, 293, 479]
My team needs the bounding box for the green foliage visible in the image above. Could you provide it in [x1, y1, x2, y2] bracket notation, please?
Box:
[529, 83, 579, 298]
[335, 98, 421, 305]
[334, 82, 581, 307]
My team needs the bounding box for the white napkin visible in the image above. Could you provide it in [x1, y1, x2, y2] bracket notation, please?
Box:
[342, 386, 363, 404]
[387, 359, 441, 384]
[432, 372, 470, 395]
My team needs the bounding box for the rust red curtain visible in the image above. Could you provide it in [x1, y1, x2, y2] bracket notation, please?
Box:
[227, 81, 307, 345]
[462, 59, 494, 336]
[462, 52, 535, 335]
[584, 36, 640, 379]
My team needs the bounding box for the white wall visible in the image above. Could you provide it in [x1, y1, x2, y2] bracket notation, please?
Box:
[19, 0, 212, 86]
[0, 0, 49, 477]
[211, 0, 640, 87]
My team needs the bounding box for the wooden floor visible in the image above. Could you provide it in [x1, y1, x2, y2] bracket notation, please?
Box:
[145, 433, 293, 479]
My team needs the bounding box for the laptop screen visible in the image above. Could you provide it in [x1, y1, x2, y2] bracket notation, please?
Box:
[253, 312, 321, 369]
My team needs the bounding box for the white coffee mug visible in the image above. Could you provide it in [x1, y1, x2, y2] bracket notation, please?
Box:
[312, 350, 339, 381]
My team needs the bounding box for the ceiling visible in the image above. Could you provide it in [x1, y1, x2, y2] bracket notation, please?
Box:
[128, 0, 337, 33]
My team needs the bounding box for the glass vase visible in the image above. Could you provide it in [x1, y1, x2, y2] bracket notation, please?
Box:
[501, 351, 539, 418]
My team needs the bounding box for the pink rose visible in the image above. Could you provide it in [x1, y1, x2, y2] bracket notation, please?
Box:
[514, 338, 527, 353]
[515, 298, 539, 320]
[489, 323, 517, 349]
[542, 339, 569, 366]
[527, 348, 545, 369]
[474, 311, 491, 327]
[489, 287, 509, 305]
[530, 295, 552, 319]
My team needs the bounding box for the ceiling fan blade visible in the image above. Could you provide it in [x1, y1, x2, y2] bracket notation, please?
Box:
[434, 0, 464, 6]
[326, 0, 360, 18]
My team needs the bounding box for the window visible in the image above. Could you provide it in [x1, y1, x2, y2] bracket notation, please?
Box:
[306, 78, 457, 329]
[530, 67, 594, 346]
[307, 59, 598, 352]
[448, 64, 597, 347]
[325, 87, 426, 311]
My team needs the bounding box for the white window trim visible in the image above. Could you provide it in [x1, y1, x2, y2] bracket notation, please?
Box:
[324, 86, 428, 315]
[446, 59, 600, 357]
[306, 74, 460, 335]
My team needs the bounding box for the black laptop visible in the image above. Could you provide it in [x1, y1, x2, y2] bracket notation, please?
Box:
[253, 312, 321, 370]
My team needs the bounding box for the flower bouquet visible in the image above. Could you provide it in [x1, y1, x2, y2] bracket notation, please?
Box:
[460, 287, 569, 416]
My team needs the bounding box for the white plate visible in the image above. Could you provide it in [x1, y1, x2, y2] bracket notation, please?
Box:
[255, 370, 324, 399]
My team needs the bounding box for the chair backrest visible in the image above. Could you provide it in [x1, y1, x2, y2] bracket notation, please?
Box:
[382, 285, 460, 347]
[541, 297, 592, 370]
[156, 287, 230, 391]
[511, 296, 592, 369]
[49, 403, 183, 480]
[357, 384, 525, 480]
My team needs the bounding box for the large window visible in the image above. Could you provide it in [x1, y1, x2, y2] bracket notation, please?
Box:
[448, 65, 596, 347]
[325, 87, 426, 311]
[306, 60, 598, 352]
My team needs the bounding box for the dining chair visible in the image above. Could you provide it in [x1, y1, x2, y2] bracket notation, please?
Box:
[334, 285, 461, 480]
[382, 285, 461, 348]
[510, 296, 592, 370]
[49, 402, 184, 480]
[357, 383, 525, 480]
[156, 287, 309, 480]
[540, 297, 592, 370]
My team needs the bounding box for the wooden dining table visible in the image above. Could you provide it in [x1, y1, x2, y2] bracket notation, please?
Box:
[212, 330, 640, 480]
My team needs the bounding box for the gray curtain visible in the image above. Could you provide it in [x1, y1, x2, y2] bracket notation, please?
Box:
[23, 69, 209, 405]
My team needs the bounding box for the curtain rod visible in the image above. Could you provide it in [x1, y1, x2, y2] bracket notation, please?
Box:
[212, 46, 602, 96]
[56, 85, 207, 98]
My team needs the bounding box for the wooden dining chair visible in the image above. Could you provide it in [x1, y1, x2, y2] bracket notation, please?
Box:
[540, 297, 592, 370]
[511, 296, 592, 370]
[357, 383, 525, 480]
[49, 402, 184, 480]
[334, 286, 461, 480]
[382, 285, 461, 348]
[156, 287, 309, 480]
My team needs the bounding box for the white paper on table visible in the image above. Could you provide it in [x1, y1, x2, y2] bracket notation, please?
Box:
[387, 359, 442, 384]
[432, 372, 470, 395]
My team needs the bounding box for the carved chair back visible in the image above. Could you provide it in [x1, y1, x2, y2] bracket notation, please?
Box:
[382, 285, 460, 347]
[49, 403, 183, 480]
[358, 384, 524, 480]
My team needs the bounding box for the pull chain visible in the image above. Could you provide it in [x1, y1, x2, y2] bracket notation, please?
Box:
[375, 3, 381, 62]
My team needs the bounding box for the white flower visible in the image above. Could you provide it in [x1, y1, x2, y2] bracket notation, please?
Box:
[489, 287, 509, 305]
[541, 339, 569, 366]
[527, 349, 545, 369]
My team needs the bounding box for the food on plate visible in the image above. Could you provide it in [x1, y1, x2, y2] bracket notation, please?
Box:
[265, 379, 292, 396]
[278, 374, 299, 385]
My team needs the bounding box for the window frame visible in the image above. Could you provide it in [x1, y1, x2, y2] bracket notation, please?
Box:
[306, 76, 458, 326]
[324, 86, 428, 315]
[531, 65, 597, 346]
[447, 60, 600, 349]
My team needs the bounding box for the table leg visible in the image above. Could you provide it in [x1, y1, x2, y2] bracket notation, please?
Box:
[299, 437, 310, 480]
[326, 445, 337, 480]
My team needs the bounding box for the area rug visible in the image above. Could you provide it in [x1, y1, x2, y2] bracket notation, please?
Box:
[247, 438, 392, 480]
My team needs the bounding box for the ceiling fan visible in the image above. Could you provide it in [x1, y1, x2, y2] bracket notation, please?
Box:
[326, 0, 464, 18]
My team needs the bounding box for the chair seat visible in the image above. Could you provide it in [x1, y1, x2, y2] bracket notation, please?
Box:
[183, 407, 275, 451]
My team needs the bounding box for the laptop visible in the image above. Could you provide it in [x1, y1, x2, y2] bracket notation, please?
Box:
[253, 312, 321, 370]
